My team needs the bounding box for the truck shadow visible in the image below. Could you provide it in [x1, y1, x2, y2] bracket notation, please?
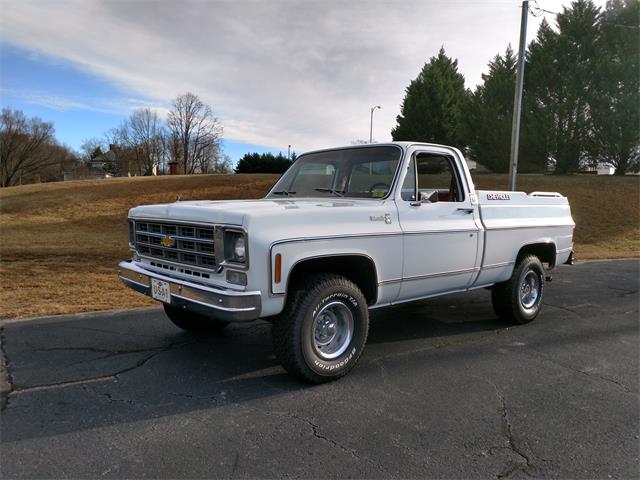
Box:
[2, 290, 509, 443]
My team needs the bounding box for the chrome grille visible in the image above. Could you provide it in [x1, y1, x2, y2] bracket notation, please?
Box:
[133, 221, 216, 268]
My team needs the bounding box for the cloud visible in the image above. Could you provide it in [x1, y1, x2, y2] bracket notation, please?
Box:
[1, 86, 170, 118]
[0, 0, 608, 152]
[1, 88, 90, 111]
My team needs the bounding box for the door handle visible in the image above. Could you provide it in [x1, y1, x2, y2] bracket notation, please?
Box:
[457, 208, 474, 214]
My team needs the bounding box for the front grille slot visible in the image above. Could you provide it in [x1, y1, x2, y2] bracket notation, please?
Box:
[133, 221, 217, 274]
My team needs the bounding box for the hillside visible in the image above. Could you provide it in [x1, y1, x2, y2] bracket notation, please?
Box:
[1, 173, 638, 319]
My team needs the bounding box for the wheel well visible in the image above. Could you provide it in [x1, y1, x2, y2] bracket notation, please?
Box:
[287, 255, 378, 305]
[517, 242, 556, 268]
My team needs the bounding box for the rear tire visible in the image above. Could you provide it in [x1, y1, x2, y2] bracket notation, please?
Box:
[491, 254, 545, 325]
[272, 273, 369, 383]
[163, 304, 229, 333]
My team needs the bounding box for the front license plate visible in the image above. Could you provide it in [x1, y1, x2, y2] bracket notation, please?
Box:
[151, 278, 171, 303]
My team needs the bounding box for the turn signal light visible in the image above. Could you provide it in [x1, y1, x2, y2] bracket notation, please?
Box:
[274, 254, 282, 284]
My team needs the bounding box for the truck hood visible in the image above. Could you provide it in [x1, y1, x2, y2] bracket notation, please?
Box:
[128, 198, 396, 228]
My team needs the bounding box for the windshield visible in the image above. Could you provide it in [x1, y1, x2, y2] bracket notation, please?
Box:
[267, 146, 402, 199]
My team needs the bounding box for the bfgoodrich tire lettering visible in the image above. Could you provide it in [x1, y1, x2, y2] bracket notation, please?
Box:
[272, 274, 369, 383]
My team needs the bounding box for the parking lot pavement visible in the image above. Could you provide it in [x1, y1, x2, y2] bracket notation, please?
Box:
[0, 259, 638, 479]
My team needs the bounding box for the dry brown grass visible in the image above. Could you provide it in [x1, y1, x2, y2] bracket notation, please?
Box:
[1, 173, 638, 320]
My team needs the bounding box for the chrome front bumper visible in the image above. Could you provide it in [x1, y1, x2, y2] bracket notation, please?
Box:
[118, 260, 261, 322]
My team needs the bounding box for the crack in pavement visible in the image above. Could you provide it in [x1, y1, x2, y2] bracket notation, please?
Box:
[544, 303, 584, 316]
[606, 286, 638, 297]
[230, 451, 240, 479]
[59, 324, 168, 339]
[524, 349, 633, 394]
[477, 377, 535, 479]
[32, 344, 191, 368]
[374, 359, 418, 400]
[0, 327, 14, 411]
[253, 407, 390, 476]
[8, 340, 195, 397]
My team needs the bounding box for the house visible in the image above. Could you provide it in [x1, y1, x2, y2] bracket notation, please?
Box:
[89, 145, 121, 178]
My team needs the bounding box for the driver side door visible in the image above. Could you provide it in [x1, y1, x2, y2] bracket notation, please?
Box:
[396, 149, 480, 301]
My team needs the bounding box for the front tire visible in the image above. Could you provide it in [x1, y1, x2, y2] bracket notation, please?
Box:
[272, 274, 369, 383]
[163, 304, 229, 333]
[491, 254, 545, 324]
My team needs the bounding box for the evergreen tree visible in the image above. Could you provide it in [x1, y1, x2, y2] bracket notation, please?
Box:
[90, 146, 104, 160]
[234, 152, 292, 173]
[522, 1, 601, 173]
[391, 47, 470, 147]
[590, 0, 639, 174]
[468, 46, 517, 172]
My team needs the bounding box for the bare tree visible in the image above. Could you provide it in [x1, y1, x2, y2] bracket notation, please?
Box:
[167, 93, 223, 174]
[119, 108, 165, 175]
[0, 108, 57, 187]
[79, 137, 106, 163]
[214, 154, 234, 174]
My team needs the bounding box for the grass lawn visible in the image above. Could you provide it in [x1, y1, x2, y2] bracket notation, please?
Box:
[1, 173, 638, 319]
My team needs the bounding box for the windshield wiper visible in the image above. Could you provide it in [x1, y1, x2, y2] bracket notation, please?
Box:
[271, 190, 296, 196]
[314, 188, 344, 197]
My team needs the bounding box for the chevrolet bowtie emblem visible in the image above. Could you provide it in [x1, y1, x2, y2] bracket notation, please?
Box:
[161, 236, 175, 247]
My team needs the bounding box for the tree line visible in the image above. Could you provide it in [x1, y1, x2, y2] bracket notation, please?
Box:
[0, 92, 231, 187]
[234, 151, 297, 173]
[392, 0, 639, 175]
[82, 92, 230, 177]
[0, 109, 76, 187]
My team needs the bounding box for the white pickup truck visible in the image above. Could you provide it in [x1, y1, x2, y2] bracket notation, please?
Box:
[119, 142, 574, 382]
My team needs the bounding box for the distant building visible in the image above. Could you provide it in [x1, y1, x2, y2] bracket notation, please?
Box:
[596, 163, 616, 175]
[89, 144, 121, 178]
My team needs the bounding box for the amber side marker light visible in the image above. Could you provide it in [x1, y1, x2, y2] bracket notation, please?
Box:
[274, 254, 282, 284]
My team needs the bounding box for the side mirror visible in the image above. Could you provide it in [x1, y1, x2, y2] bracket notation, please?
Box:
[410, 190, 438, 206]
[422, 191, 438, 203]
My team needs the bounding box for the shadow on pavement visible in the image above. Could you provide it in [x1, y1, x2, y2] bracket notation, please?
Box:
[1, 288, 511, 443]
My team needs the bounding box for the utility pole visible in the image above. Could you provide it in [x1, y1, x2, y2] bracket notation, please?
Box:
[508, 0, 529, 191]
[370, 105, 381, 143]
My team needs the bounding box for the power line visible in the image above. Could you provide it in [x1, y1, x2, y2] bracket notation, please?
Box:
[530, 0, 558, 16]
[530, 1, 639, 29]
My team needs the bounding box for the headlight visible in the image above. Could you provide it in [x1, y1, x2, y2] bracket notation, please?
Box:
[233, 236, 246, 260]
[223, 230, 247, 264]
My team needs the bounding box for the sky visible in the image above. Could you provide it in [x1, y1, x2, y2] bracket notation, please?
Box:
[0, 0, 608, 163]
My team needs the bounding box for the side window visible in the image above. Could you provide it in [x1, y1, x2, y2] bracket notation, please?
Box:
[415, 154, 463, 202]
[401, 158, 416, 201]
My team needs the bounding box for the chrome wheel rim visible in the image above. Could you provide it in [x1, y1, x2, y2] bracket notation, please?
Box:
[520, 271, 540, 309]
[313, 301, 354, 360]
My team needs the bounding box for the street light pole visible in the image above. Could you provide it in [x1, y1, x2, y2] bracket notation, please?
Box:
[508, 0, 529, 191]
[370, 105, 381, 143]
[288, 145, 291, 160]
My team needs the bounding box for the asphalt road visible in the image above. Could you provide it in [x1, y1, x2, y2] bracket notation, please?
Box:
[1, 260, 638, 479]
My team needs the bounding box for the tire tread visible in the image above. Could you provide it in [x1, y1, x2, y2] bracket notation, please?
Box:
[272, 273, 368, 383]
[491, 254, 544, 325]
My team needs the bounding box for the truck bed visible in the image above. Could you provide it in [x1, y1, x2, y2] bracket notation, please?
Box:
[473, 190, 574, 287]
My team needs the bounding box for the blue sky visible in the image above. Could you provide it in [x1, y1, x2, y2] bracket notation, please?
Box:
[0, 44, 282, 163]
[1, 0, 606, 164]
